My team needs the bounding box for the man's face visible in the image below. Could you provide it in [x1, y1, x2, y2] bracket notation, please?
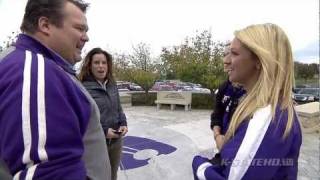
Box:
[49, 2, 89, 64]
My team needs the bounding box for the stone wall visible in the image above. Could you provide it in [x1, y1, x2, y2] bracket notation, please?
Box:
[295, 102, 320, 133]
[120, 92, 132, 107]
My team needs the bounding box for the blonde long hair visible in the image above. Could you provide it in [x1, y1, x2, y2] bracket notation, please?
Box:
[225, 23, 295, 141]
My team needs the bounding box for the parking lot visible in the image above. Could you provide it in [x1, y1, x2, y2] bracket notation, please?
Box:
[293, 87, 320, 104]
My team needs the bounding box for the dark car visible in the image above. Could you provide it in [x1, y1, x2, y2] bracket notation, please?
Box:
[293, 88, 302, 94]
[294, 88, 320, 103]
[116, 82, 130, 92]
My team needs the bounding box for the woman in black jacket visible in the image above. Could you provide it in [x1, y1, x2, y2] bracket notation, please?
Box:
[79, 48, 128, 180]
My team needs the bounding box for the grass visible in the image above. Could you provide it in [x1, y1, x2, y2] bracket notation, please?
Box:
[295, 78, 319, 88]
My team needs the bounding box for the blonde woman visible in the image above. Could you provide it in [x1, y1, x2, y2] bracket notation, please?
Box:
[193, 23, 302, 180]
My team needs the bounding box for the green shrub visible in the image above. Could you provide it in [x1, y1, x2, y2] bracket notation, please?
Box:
[131, 92, 157, 106]
[191, 93, 214, 109]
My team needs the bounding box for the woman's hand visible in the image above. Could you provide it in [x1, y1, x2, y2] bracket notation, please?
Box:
[118, 126, 128, 136]
[215, 134, 225, 151]
[106, 128, 120, 139]
[212, 126, 224, 150]
[212, 126, 225, 151]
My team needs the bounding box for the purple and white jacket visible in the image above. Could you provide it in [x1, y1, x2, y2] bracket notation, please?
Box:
[193, 105, 302, 180]
[0, 34, 110, 180]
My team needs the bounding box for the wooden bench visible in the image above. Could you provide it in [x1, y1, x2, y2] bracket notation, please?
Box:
[155, 91, 192, 111]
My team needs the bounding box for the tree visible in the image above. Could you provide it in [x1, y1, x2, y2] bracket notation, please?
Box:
[131, 69, 158, 94]
[129, 42, 154, 72]
[160, 46, 186, 80]
[125, 43, 159, 94]
[160, 30, 226, 94]
[113, 52, 131, 81]
[294, 62, 319, 81]
[0, 31, 19, 53]
[309, 63, 319, 77]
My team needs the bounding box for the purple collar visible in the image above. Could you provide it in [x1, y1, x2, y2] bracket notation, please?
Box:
[15, 34, 76, 75]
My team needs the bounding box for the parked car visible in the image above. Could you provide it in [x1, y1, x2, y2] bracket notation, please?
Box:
[293, 88, 302, 94]
[151, 84, 175, 91]
[193, 87, 211, 93]
[182, 86, 193, 91]
[295, 84, 311, 88]
[129, 83, 144, 91]
[293, 88, 320, 103]
[116, 81, 130, 91]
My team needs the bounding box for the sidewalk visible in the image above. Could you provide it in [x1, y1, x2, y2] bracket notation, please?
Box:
[118, 106, 320, 180]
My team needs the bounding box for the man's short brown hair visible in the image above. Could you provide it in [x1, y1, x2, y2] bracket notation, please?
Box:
[20, 0, 89, 34]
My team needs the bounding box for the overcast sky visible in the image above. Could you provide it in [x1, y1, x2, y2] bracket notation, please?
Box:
[0, 0, 319, 63]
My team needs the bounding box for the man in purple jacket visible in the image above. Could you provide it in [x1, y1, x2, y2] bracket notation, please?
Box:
[0, 0, 111, 179]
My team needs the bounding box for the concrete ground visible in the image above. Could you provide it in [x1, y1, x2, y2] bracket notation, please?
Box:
[118, 106, 320, 180]
[0, 105, 318, 179]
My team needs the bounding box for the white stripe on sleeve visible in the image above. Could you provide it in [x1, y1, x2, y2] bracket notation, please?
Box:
[13, 170, 21, 180]
[37, 54, 48, 162]
[228, 105, 272, 180]
[22, 50, 34, 167]
[25, 164, 38, 180]
[196, 162, 211, 180]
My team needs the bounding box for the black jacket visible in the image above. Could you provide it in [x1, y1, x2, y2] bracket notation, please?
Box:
[82, 76, 127, 134]
[210, 80, 244, 130]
